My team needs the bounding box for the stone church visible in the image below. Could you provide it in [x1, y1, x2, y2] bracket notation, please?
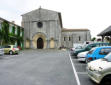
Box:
[22, 8, 91, 49]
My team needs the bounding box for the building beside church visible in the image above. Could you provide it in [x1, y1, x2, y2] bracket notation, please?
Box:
[22, 8, 91, 49]
[0, 17, 24, 49]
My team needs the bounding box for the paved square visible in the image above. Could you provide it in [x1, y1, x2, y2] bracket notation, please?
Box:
[0, 50, 77, 85]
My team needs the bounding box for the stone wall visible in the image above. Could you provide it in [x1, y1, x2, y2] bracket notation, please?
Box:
[22, 8, 62, 49]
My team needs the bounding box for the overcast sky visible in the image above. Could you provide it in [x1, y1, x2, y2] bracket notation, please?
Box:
[0, 0, 111, 38]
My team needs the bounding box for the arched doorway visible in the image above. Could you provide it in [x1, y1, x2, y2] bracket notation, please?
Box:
[32, 33, 47, 49]
[37, 38, 44, 49]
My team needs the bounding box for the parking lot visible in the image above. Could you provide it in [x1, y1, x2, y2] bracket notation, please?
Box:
[0, 49, 99, 85]
[71, 56, 97, 85]
[0, 50, 77, 85]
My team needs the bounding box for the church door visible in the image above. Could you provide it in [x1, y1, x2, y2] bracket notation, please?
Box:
[37, 38, 44, 49]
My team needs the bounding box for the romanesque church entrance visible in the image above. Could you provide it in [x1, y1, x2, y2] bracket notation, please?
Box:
[37, 38, 44, 49]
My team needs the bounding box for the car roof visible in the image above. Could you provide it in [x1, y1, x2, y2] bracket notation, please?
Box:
[9, 45, 15, 46]
[89, 42, 109, 45]
[95, 46, 111, 49]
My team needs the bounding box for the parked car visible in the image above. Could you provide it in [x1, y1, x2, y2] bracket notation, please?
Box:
[72, 42, 110, 57]
[86, 46, 111, 62]
[87, 52, 111, 85]
[83, 41, 93, 46]
[4, 45, 19, 55]
[77, 51, 88, 62]
[70, 45, 83, 56]
[0, 46, 4, 56]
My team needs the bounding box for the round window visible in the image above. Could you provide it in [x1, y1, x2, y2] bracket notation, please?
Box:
[37, 22, 43, 28]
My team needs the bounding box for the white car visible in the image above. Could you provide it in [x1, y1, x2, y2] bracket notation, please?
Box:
[77, 51, 88, 62]
[87, 52, 111, 85]
[0, 46, 4, 56]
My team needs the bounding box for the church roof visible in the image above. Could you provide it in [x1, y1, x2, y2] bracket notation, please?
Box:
[22, 8, 60, 16]
[62, 28, 89, 32]
[21, 7, 63, 28]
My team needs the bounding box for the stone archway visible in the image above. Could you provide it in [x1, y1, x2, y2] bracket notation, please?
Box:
[32, 33, 47, 49]
[37, 37, 44, 49]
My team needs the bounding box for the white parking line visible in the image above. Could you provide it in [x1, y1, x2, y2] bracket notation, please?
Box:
[69, 54, 81, 85]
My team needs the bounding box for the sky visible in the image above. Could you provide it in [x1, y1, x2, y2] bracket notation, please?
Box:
[0, 0, 111, 38]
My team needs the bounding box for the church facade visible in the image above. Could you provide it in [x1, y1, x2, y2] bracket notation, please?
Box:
[22, 8, 91, 49]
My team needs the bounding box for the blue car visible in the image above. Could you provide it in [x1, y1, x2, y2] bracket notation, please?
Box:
[86, 46, 111, 62]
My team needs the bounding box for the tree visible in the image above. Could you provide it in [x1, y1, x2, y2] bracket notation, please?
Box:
[91, 37, 96, 41]
[0, 28, 3, 45]
[105, 37, 111, 43]
[2, 21, 10, 45]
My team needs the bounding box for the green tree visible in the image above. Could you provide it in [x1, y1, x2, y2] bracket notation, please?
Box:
[2, 21, 10, 45]
[12, 26, 15, 35]
[91, 37, 96, 41]
[0, 28, 3, 45]
[17, 26, 21, 47]
[105, 37, 111, 43]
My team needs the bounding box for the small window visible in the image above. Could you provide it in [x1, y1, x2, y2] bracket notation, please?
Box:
[69, 37, 71, 41]
[79, 36, 81, 41]
[20, 31, 23, 37]
[9, 25, 12, 33]
[64, 37, 66, 41]
[15, 27, 17, 35]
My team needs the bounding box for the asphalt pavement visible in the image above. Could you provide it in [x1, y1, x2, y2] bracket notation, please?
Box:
[71, 56, 97, 85]
[0, 50, 77, 85]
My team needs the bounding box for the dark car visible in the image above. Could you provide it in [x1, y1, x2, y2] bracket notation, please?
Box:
[72, 42, 110, 57]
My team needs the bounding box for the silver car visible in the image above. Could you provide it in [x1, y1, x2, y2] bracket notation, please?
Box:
[0, 46, 4, 56]
[87, 52, 111, 85]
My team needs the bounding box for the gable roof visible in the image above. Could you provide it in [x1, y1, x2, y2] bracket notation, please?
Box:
[22, 8, 63, 28]
[22, 8, 59, 16]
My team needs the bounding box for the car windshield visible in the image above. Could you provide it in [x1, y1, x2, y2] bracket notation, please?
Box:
[104, 52, 111, 62]
[82, 44, 88, 49]
[75, 46, 82, 49]
[13, 46, 17, 48]
[87, 47, 95, 54]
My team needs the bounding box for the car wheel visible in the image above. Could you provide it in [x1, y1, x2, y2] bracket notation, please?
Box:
[100, 76, 111, 85]
[9, 51, 13, 55]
